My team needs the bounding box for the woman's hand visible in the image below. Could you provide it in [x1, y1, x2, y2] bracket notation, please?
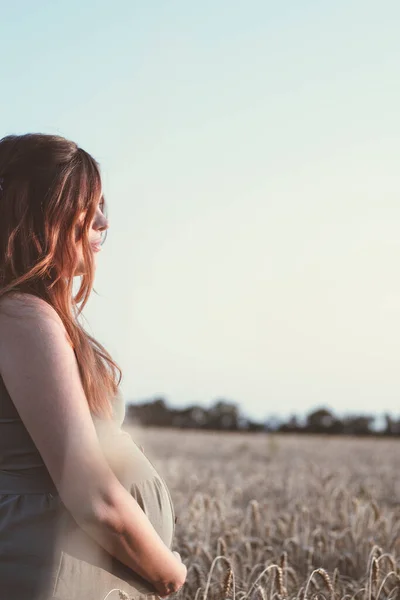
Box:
[153, 552, 187, 598]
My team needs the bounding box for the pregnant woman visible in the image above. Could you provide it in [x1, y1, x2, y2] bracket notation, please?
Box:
[0, 134, 186, 600]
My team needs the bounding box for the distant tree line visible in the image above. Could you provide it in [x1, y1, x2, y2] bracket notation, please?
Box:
[125, 398, 400, 437]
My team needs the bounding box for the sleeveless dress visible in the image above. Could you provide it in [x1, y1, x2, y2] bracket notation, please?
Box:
[0, 376, 176, 600]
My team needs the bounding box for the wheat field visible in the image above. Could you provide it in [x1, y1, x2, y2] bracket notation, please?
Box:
[125, 426, 400, 600]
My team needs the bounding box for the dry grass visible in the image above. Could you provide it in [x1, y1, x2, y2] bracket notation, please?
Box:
[123, 426, 400, 600]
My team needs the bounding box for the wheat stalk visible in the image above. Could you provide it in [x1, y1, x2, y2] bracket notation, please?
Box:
[376, 571, 400, 600]
[275, 565, 288, 598]
[316, 568, 335, 599]
[223, 566, 234, 598]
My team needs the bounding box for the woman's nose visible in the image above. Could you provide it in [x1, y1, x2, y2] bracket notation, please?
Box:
[95, 212, 109, 231]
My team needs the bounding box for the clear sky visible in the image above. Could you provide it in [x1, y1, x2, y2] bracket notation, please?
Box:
[1, 1, 400, 422]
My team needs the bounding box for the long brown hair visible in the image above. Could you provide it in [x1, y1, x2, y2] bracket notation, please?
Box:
[0, 133, 122, 419]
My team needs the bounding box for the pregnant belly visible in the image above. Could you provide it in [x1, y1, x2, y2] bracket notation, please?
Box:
[54, 431, 176, 598]
[130, 475, 175, 549]
[94, 421, 176, 548]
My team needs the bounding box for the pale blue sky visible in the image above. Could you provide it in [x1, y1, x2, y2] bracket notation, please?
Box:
[1, 1, 400, 421]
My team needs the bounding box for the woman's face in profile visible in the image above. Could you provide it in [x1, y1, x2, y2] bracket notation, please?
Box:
[74, 201, 109, 277]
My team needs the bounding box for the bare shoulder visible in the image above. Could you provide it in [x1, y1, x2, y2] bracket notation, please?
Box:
[0, 291, 59, 320]
[0, 292, 69, 357]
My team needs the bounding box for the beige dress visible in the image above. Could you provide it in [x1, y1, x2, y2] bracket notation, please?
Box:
[0, 376, 176, 600]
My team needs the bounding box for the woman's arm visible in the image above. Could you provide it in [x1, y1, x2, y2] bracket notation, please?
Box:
[0, 293, 186, 597]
